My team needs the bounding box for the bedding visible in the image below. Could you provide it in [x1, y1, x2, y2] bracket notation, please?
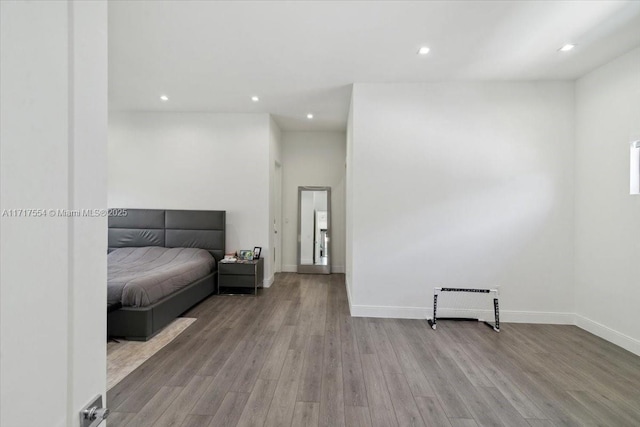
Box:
[108, 246, 215, 307]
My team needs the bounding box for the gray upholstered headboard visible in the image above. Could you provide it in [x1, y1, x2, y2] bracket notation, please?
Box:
[108, 209, 226, 261]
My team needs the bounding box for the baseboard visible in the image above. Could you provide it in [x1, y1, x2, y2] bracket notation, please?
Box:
[349, 304, 574, 324]
[500, 310, 574, 324]
[263, 275, 274, 288]
[282, 264, 345, 273]
[575, 314, 640, 356]
[350, 304, 428, 319]
[345, 278, 353, 315]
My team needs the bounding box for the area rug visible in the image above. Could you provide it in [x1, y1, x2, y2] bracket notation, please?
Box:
[107, 317, 197, 390]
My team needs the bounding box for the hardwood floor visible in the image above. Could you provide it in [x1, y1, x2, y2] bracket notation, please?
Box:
[108, 318, 197, 390]
[107, 273, 640, 427]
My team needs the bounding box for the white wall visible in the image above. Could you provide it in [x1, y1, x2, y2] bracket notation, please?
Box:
[1, 1, 108, 426]
[281, 132, 346, 273]
[108, 112, 275, 283]
[574, 47, 640, 355]
[349, 82, 575, 322]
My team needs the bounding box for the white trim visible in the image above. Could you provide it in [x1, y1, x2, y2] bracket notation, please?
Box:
[349, 304, 429, 319]
[345, 278, 353, 315]
[349, 303, 573, 324]
[331, 265, 345, 273]
[282, 264, 344, 273]
[499, 310, 574, 324]
[631, 140, 640, 194]
[575, 314, 640, 356]
[263, 275, 274, 288]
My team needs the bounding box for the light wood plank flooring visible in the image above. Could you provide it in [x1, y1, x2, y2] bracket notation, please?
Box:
[108, 273, 640, 427]
[108, 317, 197, 390]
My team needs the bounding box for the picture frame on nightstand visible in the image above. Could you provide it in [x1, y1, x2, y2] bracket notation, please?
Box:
[253, 246, 262, 259]
[238, 250, 254, 261]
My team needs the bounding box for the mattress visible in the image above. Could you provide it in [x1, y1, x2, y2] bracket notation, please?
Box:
[108, 246, 215, 307]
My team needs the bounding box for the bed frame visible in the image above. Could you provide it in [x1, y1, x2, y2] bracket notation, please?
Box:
[107, 209, 225, 341]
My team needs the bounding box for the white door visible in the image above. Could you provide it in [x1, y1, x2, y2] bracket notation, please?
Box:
[275, 162, 283, 272]
[0, 2, 108, 426]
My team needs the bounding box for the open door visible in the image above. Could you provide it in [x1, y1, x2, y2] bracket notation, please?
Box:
[274, 162, 283, 273]
[1, 2, 108, 426]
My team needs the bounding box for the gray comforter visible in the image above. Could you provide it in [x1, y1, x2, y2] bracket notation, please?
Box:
[108, 246, 215, 307]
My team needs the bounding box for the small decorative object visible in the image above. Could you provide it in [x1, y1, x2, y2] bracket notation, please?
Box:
[223, 253, 237, 263]
[238, 250, 254, 261]
[253, 246, 262, 259]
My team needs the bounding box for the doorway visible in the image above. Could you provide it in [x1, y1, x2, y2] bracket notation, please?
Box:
[274, 161, 283, 273]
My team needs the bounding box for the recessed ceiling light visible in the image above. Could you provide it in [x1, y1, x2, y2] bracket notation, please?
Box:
[251, 96, 259, 102]
[417, 46, 430, 55]
[559, 44, 575, 52]
[307, 113, 314, 119]
[160, 95, 169, 101]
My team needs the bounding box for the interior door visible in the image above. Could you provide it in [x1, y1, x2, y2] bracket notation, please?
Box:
[275, 162, 283, 272]
[0, 2, 108, 426]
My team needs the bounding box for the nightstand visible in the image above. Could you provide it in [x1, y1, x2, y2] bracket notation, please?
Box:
[218, 258, 264, 295]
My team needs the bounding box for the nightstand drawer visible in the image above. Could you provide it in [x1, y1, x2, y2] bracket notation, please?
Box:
[219, 263, 256, 275]
[217, 258, 263, 295]
[219, 274, 256, 287]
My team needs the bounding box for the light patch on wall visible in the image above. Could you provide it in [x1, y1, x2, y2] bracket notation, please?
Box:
[631, 140, 640, 195]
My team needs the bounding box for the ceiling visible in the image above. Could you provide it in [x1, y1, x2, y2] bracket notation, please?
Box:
[109, 1, 640, 131]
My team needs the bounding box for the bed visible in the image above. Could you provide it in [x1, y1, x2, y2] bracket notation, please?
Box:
[107, 209, 225, 341]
